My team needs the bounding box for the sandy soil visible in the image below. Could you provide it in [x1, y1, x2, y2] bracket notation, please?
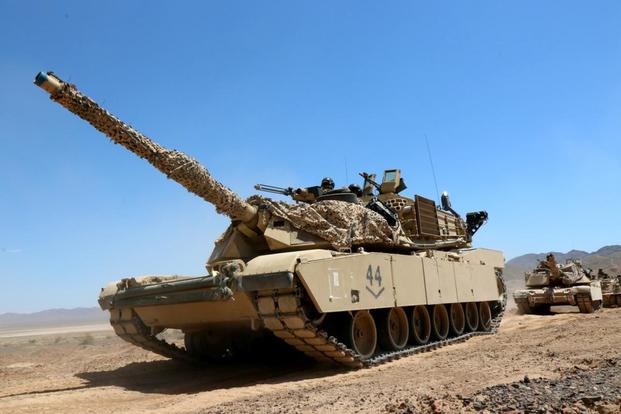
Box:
[0, 323, 111, 339]
[0, 308, 619, 413]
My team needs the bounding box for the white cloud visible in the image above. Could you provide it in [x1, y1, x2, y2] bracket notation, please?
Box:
[1, 248, 22, 254]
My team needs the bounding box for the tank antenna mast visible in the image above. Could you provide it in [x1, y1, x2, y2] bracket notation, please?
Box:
[425, 134, 441, 202]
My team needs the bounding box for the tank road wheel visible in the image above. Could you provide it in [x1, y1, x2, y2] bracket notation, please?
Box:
[478, 302, 492, 331]
[346, 310, 377, 359]
[465, 302, 479, 332]
[410, 305, 431, 345]
[431, 304, 450, 340]
[378, 307, 409, 351]
[449, 303, 466, 336]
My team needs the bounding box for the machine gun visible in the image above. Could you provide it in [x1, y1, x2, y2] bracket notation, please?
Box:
[255, 183, 322, 203]
[254, 184, 295, 196]
[359, 172, 381, 193]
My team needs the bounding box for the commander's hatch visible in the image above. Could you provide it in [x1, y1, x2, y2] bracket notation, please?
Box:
[380, 169, 407, 194]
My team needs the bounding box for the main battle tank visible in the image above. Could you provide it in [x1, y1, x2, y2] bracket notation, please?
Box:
[35, 71, 506, 368]
[513, 254, 602, 314]
[596, 269, 621, 307]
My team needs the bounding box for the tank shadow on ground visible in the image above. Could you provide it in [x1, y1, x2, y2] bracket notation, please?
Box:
[75, 356, 342, 395]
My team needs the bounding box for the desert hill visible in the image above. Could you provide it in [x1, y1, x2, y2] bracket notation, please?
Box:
[0, 307, 107, 329]
[3, 248, 619, 325]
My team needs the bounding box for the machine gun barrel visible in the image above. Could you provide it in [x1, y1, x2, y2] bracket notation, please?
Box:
[34, 72, 257, 222]
[254, 184, 294, 196]
[359, 172, 381, 191]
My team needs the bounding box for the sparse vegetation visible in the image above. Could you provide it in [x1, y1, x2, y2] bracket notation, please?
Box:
[79, 334, 95, 346]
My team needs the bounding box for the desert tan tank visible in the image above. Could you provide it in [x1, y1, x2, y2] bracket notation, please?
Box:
[597, 269, 621, 307]
[35, 71, 506, 368]
[513, 254, 602, 314]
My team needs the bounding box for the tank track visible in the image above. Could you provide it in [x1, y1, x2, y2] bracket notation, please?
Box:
[255, 288, 504, 368]
[514, 297, 549, 315]
[515, 294, 605, 314]
[108, 308, 196, 362]
[576, 293, 602, 313]
[108, 293, 503, 369]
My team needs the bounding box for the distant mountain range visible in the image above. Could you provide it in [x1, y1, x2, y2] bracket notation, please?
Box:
[503, 245, 621, 303]
[0, 307, 107, 329]
[3, 247, 619, 324]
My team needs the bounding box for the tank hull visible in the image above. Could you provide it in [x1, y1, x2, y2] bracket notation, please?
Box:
[100, 248, 505, 366]
[513, 282, 603, 314]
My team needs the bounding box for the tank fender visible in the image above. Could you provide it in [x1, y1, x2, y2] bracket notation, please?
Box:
[566, 284, 602, 301]
[98, 275, 222, 310]
[237, 249, 333, 292]
[295, 252, 398, 313]
[585, 282, 603, 301]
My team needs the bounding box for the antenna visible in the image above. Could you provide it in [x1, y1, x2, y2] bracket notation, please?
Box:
[425, 134, 441, 202]
[344, 157, 349, 184]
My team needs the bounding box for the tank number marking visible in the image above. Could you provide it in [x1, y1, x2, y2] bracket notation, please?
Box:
[366, 265, 382, 286]
[366, 265, 385, 299]
[332, 271, 340, 287]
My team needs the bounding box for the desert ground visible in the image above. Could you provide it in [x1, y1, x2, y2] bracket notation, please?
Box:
[0, 308, 619, 414]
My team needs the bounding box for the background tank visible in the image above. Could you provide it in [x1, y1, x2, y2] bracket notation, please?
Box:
[35, 71, 506, 368]
[596, 269, 621, 307]
[513, 254, 603, 314]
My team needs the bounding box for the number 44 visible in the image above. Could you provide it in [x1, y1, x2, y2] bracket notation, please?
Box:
[366, 265, 382, 286]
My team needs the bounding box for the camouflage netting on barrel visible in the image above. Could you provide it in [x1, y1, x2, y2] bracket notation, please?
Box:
[249, 196, 410, 250]
[48, 81, 255, 222]
[42, 74, 413, 251]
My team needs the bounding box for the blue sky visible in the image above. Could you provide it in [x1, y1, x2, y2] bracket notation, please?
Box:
[1, 1, 620, 313]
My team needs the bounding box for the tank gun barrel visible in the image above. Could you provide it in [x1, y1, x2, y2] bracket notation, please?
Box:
[34, 72, 257, 222]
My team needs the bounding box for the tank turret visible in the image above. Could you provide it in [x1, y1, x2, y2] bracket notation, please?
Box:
[34, 71, 483, 259]
[35, 72, 415, 263]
